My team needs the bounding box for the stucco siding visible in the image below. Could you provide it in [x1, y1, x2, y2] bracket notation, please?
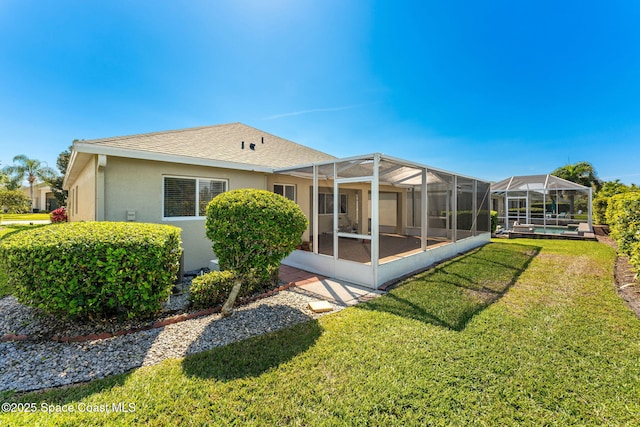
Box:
[103, 157, 268, 271]
[69, 156, 97, 221]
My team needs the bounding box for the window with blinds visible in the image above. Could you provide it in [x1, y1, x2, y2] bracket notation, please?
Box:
[274, 183, 296, 201]
[163, 176, 227, 218]
[199, 179, 226, 216]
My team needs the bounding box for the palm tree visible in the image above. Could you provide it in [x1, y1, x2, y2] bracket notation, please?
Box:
[551, 161, 601, 216]
[3, 155, 57, 212]
[551, 161, 601, 191]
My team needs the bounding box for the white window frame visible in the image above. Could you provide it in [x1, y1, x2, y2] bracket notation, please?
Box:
[273, 183, 296, 202]
[162, 175, 228, 220]
[319, 192, 347, 215]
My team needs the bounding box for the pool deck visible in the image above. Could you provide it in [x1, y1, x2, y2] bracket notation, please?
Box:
[504, 230, 596, 241]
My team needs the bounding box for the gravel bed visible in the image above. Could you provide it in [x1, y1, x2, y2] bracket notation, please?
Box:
[0, 290, 344, 393]
[0, 277, 201, 340]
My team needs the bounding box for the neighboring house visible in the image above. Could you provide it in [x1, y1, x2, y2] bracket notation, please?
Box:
[20, 183, 58, 212]
[63, 122, 491, 289]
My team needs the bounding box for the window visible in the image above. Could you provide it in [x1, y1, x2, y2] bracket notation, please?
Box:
[318, 193, 347, 214]
[274, 184, 296, 201]
[163, 176, 227, 218]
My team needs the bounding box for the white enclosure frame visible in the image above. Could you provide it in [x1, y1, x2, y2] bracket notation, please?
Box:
[276, 153, 491, 289]
[491, 174, 593, 234]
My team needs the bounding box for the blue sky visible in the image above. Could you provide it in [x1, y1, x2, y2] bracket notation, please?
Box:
[1, 0, 639, 184]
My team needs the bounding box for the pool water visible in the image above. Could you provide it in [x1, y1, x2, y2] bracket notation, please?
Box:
[534, 226, 578, 235]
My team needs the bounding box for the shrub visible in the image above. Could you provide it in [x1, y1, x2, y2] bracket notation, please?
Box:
[606, 192, 640, 275]
[205, 189, 308, 290]
[49, 206, 67, 223]
[0, 189, 30, 214]
[189, 271, 237, 309]
[593, 196, 609, 225]
[606, 193, 640, 256]
[490, 210, 498, 232]
[0, 222, 182, 320]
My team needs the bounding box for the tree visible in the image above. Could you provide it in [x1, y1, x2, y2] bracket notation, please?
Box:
[0, 189, 31, 213]
[3, 155, 57, 212]
[552, 161, 602, 216]
[1, 164, 27, 191]
[551, 161, 602, 191]
[205, 189, 308, 316]
[48, 146, 72, 207]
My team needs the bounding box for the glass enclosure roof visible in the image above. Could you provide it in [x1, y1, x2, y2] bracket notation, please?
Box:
[491, 174, 590, 193]
[274, 153, 479, 187]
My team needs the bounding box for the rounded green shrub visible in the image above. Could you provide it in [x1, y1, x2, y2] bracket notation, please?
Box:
[0, 221, 182, 320]
[189, 270, 237, 309]
[205, 189, 308, 289]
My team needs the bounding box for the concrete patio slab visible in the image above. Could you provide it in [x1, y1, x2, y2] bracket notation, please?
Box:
[294, 277, 383, 306]
[279, 264, 384, 306]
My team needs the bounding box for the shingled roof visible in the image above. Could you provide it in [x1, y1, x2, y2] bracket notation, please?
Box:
[74, 122, 335, 169]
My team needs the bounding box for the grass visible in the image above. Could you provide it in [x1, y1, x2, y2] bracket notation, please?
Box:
[2, 239, 640, 425]
[0, 213, 50, 223]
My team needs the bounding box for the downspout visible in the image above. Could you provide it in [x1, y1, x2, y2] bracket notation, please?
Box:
[96, 154, 107, 221]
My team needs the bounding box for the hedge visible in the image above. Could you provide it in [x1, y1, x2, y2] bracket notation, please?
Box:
[606, 192, 640, 274]
[0, 222, 182, 320]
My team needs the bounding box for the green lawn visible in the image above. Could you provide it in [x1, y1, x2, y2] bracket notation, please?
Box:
[3, 239, 640, 426]
[0, 213, 50, 223]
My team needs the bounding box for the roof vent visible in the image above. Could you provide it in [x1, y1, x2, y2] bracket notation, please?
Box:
[241, 141, 245, 149]
[249, 143, 256, 150]
[261, 136, 264, 144]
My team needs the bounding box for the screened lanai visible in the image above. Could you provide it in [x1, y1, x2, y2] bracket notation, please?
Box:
[491, 174, 593, 235]
[273, 153, 491, 289]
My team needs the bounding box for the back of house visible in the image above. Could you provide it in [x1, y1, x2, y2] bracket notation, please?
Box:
[63, 122, 335, 271]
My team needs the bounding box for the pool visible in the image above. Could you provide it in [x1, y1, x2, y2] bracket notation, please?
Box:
[534, 225, 578, 235]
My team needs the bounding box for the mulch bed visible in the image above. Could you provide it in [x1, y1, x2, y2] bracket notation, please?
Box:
[595, 232, 640, 318]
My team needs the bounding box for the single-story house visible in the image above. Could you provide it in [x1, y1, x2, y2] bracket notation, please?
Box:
[63, 123, 491, 289]
[20, 183, 58, 212]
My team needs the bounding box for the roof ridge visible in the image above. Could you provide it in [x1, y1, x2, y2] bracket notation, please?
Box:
[245, 125, 337, 159]
[84, 122, 242, 144]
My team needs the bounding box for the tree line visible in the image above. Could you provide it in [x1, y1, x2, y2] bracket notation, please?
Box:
[1, 149, 637, 215]
[0, 147, 70, 213]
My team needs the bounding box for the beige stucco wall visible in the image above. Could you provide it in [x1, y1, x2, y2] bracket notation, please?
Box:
[102, 157, 268, 271]
[20, 185, 55, 212]
[68, 156, 97, 221]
